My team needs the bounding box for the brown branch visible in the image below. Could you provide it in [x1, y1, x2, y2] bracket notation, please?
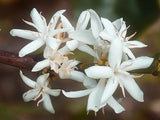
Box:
[0, 50, 37, 70]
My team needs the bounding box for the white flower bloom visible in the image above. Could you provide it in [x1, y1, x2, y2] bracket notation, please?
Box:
[85, 39, 153, 105]
[100, 17, 147, 59]
[10, 8, 70, 57]
[62, 78, 125, 113]
[32, 46, 69, 72]
[20, 70, 61, 113]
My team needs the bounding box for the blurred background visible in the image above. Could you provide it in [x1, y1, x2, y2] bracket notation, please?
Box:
[0, 0, 160, 120]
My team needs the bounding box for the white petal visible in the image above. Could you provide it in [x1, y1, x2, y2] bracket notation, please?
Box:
[60, 15, 74, 29]
[66, 40, 79, 50]
[89, 9, 103, 39]
[78, 44, 96, 57]
[62, 89, 93, 98]
[107, 96, 125, 113]
[101, 78, 118, 105]
[36, 73, 49, 87]
[112, 18, 123, 31]
[87, 79, 105, 112]
[69, 30, 96, 45]
[120, 76, 144, 102]
[20, 70, 36, 88]
[10, 29, 39, 40]
[32, 59, 50, 72]
[66, 60, 79, 69]
[43, 94, 55, 113]
[99, 30, 114, 42]
[108, 38, 122, 68]
[85, 66, 113, 79]
[58, 46, 70, 55]
[123, 46, 135, 59]
[46, 37, 61, 50]
[83, 77, 97, 88]
[60, 70, 85, 82]
[119, 21, 127, 37]
[49, 10, 66, 30]
[126, 41, 147, 48]
[19, 39, 44, 57]
[30, 8, 46, 32]
[121, 56, 154, 71]
[101, 18, 115, 36]
[45, 88, 61, 96]
[76, 11, 90, 30]
[23, 89, 39, 102]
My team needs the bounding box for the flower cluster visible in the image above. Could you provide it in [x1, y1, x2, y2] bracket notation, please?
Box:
[10, 8, 153, 114]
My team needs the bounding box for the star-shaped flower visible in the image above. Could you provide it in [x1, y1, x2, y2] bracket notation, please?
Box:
[85, 38, 153, 105]
[62, 78, 125, 113]
[99, 17, 147, 59]
[10, 8, 70, 57]
[20, 71, 61, 113]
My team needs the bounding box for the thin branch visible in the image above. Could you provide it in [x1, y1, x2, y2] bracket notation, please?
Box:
[0, 50, 36, 70]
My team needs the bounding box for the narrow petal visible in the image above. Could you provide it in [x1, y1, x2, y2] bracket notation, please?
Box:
[43, 94, 55, 113]
[101, 78, 118, 105]
[83, 77, 97, 88]
[49, 10, 66, 30]
[107, 96, 125, 113]
[87, 79, 105, 112]
[32, 59, 50, 72]
[10, 29, 39, 40]
[108, 38, 123, 68]
[59, 70, 85, 82]
[89, 9, 103, 39]
[85, 66, 113, 79]
[120, 76, 144, 102]
[23, 89, 39, 102]
[121, 56, 154, 71]
[119, 21, 127, 37]
[62, 89, 93, 98]
[78, 44, 96, 57]
[19, 39, 44, 57]
[45, 88, 61, 96]
[36, 73, 49, 87]
[101, 18, 115, 36]
[60, 15, 74, 29]
[69, 30, 96, 45]
[76, 11, 90, 30]
[20, 70, 36, 88]
[123, 46, 135, 59]
[99, 30, 114, 42]
[112, 18, 123, 31]
[66, 40, 79, 50]
[126, 41, 147, 48]
[46, 37, 61, 50]
[30, 8, 46, 32]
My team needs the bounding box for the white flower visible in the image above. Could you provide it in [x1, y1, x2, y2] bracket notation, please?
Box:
[100, 17, 147, 59]
[85, 38, 153, 105]
[10, 8, 70, 57]
[20, 71, 61, 113]
[32, 46, 70, 72]
[62, 78, 125, 113]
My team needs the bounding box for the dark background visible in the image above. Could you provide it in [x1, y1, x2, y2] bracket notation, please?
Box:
[0, 0, 160, 120]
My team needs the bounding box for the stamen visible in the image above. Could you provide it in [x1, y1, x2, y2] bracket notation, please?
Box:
[37, 94, 45, 106]
[121, 25, 130, 39]
[119, 80, 125, 97]
[125, 32, 136, 41]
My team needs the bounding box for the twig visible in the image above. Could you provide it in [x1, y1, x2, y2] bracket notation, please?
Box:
[0, 50, 36, 70]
